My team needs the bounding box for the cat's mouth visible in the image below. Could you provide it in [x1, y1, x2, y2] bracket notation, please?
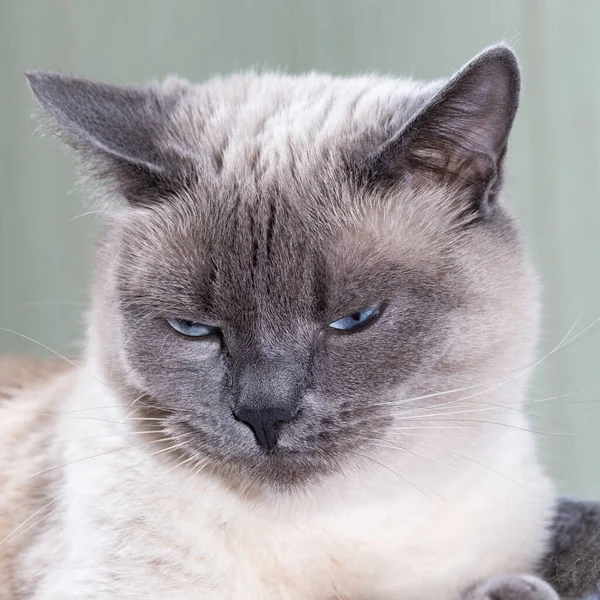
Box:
[132, 393, 388, 489]
[146, 413, 352, 489]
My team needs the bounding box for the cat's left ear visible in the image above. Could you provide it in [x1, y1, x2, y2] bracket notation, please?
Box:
[26, 71, 192, 205]
[370, 45, 520, 208]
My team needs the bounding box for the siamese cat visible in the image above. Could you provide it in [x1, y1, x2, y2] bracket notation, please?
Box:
[0, 44, 598, 599]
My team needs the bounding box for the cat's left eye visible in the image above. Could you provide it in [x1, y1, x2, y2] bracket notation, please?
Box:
[166, 318, 218, 338]
[328, 304, 382, 332]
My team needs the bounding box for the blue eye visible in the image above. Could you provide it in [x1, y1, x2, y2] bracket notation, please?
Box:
[166, 318, 218, 338]
[328, 304, 382, 332]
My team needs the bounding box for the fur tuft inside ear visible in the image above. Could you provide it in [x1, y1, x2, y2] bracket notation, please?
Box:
[370, 45, 520, 210]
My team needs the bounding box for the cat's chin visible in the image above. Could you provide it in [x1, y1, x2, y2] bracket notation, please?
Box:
[182, 442, 344, 493]
[224, 455, 338, 493]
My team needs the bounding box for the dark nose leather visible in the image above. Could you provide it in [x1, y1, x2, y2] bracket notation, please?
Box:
[234, 405, 295, 450]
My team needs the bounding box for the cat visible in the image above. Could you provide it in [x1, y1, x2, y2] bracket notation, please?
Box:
[0, 43, 598, 599]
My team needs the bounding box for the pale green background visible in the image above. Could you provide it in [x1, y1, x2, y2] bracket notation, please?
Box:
[1, 0, 599, 496]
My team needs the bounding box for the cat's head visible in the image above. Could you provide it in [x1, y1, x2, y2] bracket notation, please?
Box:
[28, 45, 538, 490]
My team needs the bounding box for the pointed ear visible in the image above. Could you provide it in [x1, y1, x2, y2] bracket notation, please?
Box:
[370, 45, 520, 207]
[26, 71, 194, 205]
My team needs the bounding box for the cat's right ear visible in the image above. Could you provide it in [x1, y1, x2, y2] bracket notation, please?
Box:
[26, 71, 193, 205]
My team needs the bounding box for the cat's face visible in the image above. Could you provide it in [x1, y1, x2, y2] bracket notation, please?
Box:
[28, 46, 537, 488]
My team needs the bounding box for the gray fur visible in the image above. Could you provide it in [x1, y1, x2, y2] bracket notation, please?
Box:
[370, 45, 520, 215]
[541, 498, 600, 599]
[26, 71, 195, 204]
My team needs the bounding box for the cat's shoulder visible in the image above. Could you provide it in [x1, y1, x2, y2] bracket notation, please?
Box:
[0, 355, 72, 401]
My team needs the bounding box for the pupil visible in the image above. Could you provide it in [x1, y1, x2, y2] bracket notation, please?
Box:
[351, 313, 361, 321]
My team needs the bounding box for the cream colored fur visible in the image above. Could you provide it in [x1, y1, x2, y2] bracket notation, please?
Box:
[0, 350, 554, 599]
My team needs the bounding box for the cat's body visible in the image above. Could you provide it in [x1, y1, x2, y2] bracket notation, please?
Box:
[1, 45, 598, 599]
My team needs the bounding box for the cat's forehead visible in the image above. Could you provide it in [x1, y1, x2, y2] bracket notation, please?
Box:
[169, 72, 436, 180]
[141, 73, 458, 262]
[120, 174, 455, 311]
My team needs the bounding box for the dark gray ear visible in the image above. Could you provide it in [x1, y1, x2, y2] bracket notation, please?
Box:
[26, 71, 193, 204]
[371, 45, 520, 207]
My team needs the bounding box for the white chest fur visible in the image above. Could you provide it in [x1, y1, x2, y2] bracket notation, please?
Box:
[26, 373, 554, 600]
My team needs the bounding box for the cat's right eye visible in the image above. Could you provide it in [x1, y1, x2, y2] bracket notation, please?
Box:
[166, 318, 218, 338]
[328, 303, 382, 332]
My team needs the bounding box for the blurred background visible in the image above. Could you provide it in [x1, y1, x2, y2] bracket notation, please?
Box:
[1, 0, 599, 496]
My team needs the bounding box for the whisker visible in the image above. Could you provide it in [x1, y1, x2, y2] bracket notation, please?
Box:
[447, 450, 539, 495]
[387, 425, 483, 431]
[388, 419, 582, 438]
[142, 440, 190, 460]
[524, 390, 585, 406]
[0, 407, 160, 427]
[120, 433, 195, 476]
[392, 431, 478, 441]
[143, 433, 191, 447]
[68, 209, 106, 222]
[391, 392, 583, 429]
[65, 403, 134, 414]
[25, 446, 133, 482]
[391, 390, 583, 418]
[109, 302, 184, 380]
[0, 495, 63, 547]
[162, 452, 200, 476]
[25, 430, 170, 448]
[348, 449, 444, 509]
[372, 314, 592, 411]
[1, 503, 62, 548]
[0, 326, 128, 398]
[117, 311, 160, 357]
[157, 331, 170, 355]
[371, 440, 459, 474]
[2, 394, 152, 427]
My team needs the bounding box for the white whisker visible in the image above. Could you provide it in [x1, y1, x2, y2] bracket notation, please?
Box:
[25, 446, 133, 482]
[447, 450, 538, 495]
[0, 495, 63, 547]
[1, 504, 62, 548]
[0, 326, 122, 396]
[373, 314, 591, 411]
[392, 392, 583, 425]
[349, 449, 444, 509]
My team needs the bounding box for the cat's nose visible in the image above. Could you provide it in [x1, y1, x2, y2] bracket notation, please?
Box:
[233, 405, 295, 450]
